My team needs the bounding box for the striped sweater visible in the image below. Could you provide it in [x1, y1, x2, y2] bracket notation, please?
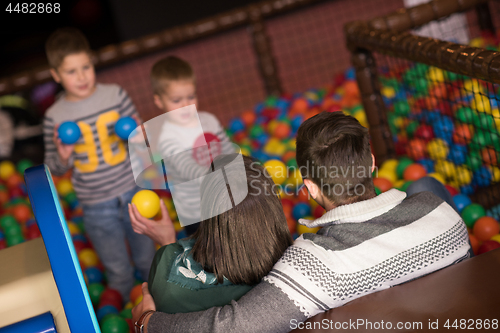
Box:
[147, 189, 471, 333]
[43, 83, 138, 205]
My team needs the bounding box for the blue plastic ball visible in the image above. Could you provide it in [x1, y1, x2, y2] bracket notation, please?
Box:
[85, 267, 104, 284]
[176, 229, 187, 240]
[292, 202, 311, 221]
[115, 117, 137, 140]
[58, 121, 81, 144]
[72, 234, 88, 244]
[0, 230, 4, 240]
[97, 305, 119, 322]
[291, 115, 304, 132]
[228, 118, 245, 133]
[472, 166, 492, 188]
[417, 158, 434, 173]
[460, 184, 475, 196]
[448, 144, 468, 165]
[453, 194, 471, 213]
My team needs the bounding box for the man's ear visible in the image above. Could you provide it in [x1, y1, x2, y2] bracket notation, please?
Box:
[371, 153, 376, 173]
[50, 68, 61, 83]
[153, 94, 164, 110]
[303, 178, 319, 200]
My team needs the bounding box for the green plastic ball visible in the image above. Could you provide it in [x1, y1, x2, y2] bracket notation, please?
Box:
[88, 283, 105, 306]
[119, 308, 132, 319]
[461, 203, 485, 228]
[374, 187, 381, 195]
[396, 157, 414, 179]
[6, 234, 24, 247]
[401, 181, 414, 192]
[406, 121, 419, 138]
[4, 223, 22, 237]
[16, 159, 33, 175]
[456, 107, 479, 124]
[465, 150, 483, 172]
[0, 215, 17, 229]
[101, 315, 129, 333]
[249, 125, 264, 139]
[265, 95, 279, 107]
[394, 101, 410, 116]
[473, 113, 495, 130]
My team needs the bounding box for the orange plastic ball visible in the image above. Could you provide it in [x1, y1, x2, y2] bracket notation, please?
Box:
[12, 204, 32, 224]
[274, 122, 291, 139]
[468, 234, 480, 255]
[130, 284, 143, 304]
[481, 147, 498, 166]
[372, 177, 393, 193]
[452, 124, 472, 145]
[286, 217, 297, 235]
[291, 98, 309, 113]
[473, 216, 500, 242]
[240, 110, 256, 126]
[407, 139, 427, 160]
[403, 163, 427, 181]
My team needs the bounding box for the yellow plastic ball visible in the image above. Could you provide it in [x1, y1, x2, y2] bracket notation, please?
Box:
[56, 178, 73, 196]
[428, 172, 446, 184]
[490, 234, 500, 243]
[427, 139, 449, 160]
[381, 86, 396, 99]
[240, 147, 251, 156]
[285, 168, 303, 188]
[453, 166, 472, 186]
[380, 159, 399, 174]
[435, 160, 457, 179]
[376, 168, 398, 184]
[132, 190, 161, 218]
[393, 179, 405, 189]
[78, 248, 99, 267]
[134, 294, 143, 306]
[427, 67, 445, 83]
[469, 38, 484, 48]
[463, 79, 484, 94]
[354, 111, 368, 128]
[471, 94, 491, 113]
[297, 221, 320, 235]
[488, 166, 500, 182]
[287, 139, 296, 150]
[309, 198, 319, 210]
[124, 301, 134, 310]
[0, 161, 16, 180]
[263, 159, 288, 185]
[67, 221, 80, 236]
[267, 120, 279, 134]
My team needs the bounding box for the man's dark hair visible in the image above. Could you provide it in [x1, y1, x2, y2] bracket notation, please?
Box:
[191, 155, 293, 285]
[296, 111, 375, 206]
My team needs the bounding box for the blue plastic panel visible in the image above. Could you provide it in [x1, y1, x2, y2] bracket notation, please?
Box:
[24, 165, 100, 333]
[0, 312, 56, 333]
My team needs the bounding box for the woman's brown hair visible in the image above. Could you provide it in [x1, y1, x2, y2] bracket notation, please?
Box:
[191, 154, 293, 285]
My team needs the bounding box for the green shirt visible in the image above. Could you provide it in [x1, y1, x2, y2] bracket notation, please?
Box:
[148, 241, 254, 314]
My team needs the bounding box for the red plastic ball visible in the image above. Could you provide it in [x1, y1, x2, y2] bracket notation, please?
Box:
[407, 139, 427, 160]
[444, 185, 459, 196]
[477, 240, 500, 255]
[313, 205, 325, 219]
[414, 125, 434, 142]
[12, 204, 32, 224]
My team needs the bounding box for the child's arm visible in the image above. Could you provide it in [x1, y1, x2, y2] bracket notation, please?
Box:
[43, 116, 74, 176]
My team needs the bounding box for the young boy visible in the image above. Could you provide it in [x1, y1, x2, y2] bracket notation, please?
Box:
[148, 56, 233, 234]
[133, 111, 471, 332]
[43, 27, 156, 302]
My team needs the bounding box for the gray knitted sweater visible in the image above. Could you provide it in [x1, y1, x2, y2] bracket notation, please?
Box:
[147, 189, 471, 332]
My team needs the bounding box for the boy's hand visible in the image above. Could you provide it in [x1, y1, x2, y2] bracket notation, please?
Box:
[132, 282, 156, 331]
[128, 199, 176, 246]
[53, 125, 75, 166]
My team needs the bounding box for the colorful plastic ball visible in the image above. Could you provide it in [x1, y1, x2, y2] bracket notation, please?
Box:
[296, 223, 320, 235]
[427, 139, 449, 160]
[452, 124, 473, 145]
[465, 150, 483, 172]
[273, 122, 291, 139]
[240, 110, 256, 126]
[12, 204, 32, 224]
[481, 147, 498, 166]
[292, 202, 311, 221]
[380, 159, 399, 174]
[263, 160, 287, 185]
[395, 157, 414, 179]
[477, 240, 500, 255]
[414, 124, 434, 142]
[472, 216, 500, 242]
[78, 248, 100, 267]
[85, 267, 104, 284]
[0, 161, 16, 180]
[228, 118, 245, 133]
[58, 121, 81, 144]
[4, 223, 22, 238]
[444, 185, 459, 196]
[469, 234, 480, 255]
[131, 190, 160, 218]
[435, 160, 456, 179]
[6, 234, 24, 247]
[114, 117, 137, 140]
[129, 284, 143, 305]
[88, 283, 105, 306]
[473, 166, 491, 187]
[448, 144, 468, 165]
[291, 115, 304, 132]
[461, 203, 486, 228]
[16, 159, 33, 175]
[471, 94, 491, 113]
[407, 139, 427, 160]
[0, 215, 17, 229]
[57, 178, 73, 197]
[403, 164, 427, 181]
[97, 305, 119, 322]
[120, 307, 132, 319]
[372, 177, 392, 193]
[100, 315, 129, 333]
[427, 172, 446, 184]
[418, 158, 434, 173]
[286, 169, 303, 188]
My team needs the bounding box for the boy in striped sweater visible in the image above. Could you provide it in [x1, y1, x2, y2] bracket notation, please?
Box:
[43, 28, 155, 302]
[133, 111, 471, 332]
